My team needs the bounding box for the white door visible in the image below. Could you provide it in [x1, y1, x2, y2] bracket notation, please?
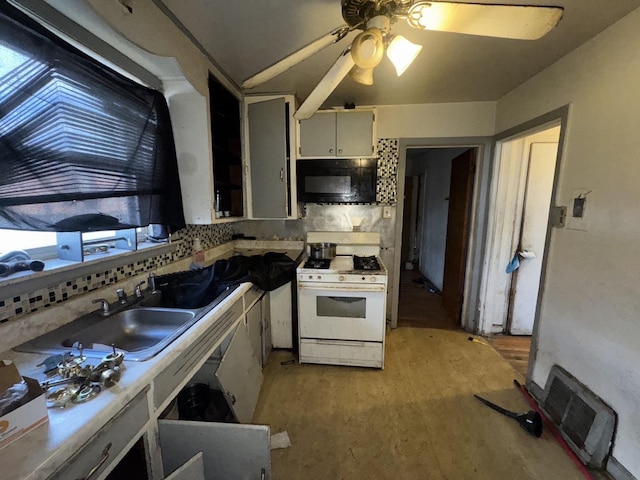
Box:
[509, 142, 558, 334]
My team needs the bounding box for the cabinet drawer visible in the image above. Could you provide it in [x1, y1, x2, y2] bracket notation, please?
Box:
[50, 388, 149, 480]
[244, 284, 263, 309]
[299, 339, 383, 368]
[153, 298, 243, 409]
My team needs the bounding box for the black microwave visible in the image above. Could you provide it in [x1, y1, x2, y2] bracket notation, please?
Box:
[296, 158, 378, 203]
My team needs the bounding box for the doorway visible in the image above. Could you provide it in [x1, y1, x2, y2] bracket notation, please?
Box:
[481, 123, 562, 374]
[480, 124, 561, 334]
[397, 147, 477, 329]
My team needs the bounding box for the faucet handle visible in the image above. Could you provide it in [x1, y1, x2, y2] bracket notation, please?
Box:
[92, 298, 110, 315]
[116, 288, 127, 304]
[134, 280, 146, 298]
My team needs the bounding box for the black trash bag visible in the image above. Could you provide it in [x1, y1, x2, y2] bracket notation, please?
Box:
[155, 266, 218, 309]
[155, 252, 297, 309]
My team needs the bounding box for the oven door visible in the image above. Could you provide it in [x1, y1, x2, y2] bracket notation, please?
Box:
[298, 282, 385, 342]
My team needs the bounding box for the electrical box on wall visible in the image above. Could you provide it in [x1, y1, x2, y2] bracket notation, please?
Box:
[566, 188, 593, 231]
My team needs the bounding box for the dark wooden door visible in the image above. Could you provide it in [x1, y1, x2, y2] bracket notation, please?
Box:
[442, 149, 476, 321]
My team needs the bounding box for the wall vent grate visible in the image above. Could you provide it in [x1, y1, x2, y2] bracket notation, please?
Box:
[542, 365, 616, 469]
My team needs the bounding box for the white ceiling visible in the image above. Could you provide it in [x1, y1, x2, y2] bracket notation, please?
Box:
[160, 0, 640, 108]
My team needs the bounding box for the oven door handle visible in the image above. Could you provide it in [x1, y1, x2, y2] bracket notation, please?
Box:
[298, 282, 386, 292]
[307, 339, 368, 347]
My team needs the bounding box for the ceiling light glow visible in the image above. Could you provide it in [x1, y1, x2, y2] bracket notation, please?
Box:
[386, 35, 423, 76]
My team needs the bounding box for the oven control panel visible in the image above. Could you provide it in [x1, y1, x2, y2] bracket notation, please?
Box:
[298, 273, 386, 284]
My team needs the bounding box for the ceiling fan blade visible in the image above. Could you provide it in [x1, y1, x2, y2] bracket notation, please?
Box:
[407, 2, 563, 40]
[242, 25, 351, 89]
[294, 48, 355, 120]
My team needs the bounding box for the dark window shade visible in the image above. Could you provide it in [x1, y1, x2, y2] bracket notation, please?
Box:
[0, 2, 185, 232]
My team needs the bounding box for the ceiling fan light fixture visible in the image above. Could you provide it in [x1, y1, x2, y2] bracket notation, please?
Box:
[386, 34, 422, 76]
[349, 65, 374, 85]
[351, 28, 385, 69]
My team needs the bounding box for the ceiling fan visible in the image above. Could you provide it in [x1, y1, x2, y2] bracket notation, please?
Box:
[242, 1, 564, 120]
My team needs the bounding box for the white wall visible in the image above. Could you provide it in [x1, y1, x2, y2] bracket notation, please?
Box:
[496, 8, 640, 477]
[419, 154, 451, 290]
[376, 102, 496, 139]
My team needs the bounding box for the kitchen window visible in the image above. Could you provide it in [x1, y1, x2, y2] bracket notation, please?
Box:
[0, 2, 184, 277]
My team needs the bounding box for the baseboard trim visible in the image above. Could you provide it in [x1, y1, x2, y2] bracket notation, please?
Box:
[607, 456, 637, 480]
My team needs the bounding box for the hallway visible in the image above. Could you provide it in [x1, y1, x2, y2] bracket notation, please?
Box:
[397, 268, 532, 377]
[397, 269, 458, 330]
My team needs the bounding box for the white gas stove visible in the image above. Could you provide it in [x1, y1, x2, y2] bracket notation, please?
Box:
[297, 232, 387, 369]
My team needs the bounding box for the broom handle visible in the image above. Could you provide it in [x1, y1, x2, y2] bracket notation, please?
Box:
[473, 394, 518, 419]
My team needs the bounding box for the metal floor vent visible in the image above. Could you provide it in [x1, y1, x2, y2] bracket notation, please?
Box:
[542, 365, 616, 469]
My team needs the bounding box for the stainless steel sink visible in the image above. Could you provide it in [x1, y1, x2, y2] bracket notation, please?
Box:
[60, 308, 197, 357]
[15, 285, 240, 361]
[16, 306, 201, 362]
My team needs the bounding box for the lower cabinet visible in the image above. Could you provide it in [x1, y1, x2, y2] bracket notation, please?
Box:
[159, 420, 270, 480]
[49, 388, 150, 480]
[246, 293, 272, 367]
[269, 281, 293, 349]
[158, 322, 270, 479]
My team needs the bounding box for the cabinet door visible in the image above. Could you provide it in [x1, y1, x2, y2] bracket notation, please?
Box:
[246, 298, 263, 366]
[336, 110, 374, 157]
[159, 420, 270, 480]
[261, 295, 272, 366]
[164, 451, 205, 480]
[269, 282, 292, 349]
[249, 98, 288, 218]
[216, 324, 263, 423]
[299, 112, 336, 156]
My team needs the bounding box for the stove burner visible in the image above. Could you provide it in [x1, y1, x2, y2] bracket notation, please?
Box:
[353, 255, 381, 271]
[303, 258, 332, 269]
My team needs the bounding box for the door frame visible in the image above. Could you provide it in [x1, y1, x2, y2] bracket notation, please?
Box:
[392, 137, 494, 331]
[478, 106, 570, 385]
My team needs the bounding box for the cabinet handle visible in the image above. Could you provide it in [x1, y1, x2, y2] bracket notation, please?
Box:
[338, 149, 343, 154]
[227, 391, 237, 405]
[261, 468, 266, 480]
[329, 148, 334, 154]
[280, 168, 284, 182]
[78, 442, 111, 480]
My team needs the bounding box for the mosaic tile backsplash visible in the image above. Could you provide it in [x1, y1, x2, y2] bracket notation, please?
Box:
[0, 224, 233, 325]
[376, 138, 399, 204]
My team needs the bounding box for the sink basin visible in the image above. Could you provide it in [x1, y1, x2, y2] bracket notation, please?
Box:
[15, 284, 240, 361]
[61, 308, 196, 354]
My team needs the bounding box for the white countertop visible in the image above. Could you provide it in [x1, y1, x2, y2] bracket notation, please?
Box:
[0, 282, 252, 480]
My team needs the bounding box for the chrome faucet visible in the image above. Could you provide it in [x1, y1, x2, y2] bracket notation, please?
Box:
[134, 280, 146, 298]
[148, 272, 158, 294]
[92, 298, 110, 316]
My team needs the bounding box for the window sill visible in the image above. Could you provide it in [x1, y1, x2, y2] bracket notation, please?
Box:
[0, 240, 181, 301]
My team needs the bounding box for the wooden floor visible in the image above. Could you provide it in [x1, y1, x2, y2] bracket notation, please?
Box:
[488, 335, 532, 378]
[254, 329, 585, 480]
[397, 269, 532, 377]
[397, 269, 458, 330]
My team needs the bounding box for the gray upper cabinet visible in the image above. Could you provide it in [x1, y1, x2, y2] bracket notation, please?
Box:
[298, 112, 336, 156]
[245, 95, 297, 219]
[298, 109, 376, 158]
